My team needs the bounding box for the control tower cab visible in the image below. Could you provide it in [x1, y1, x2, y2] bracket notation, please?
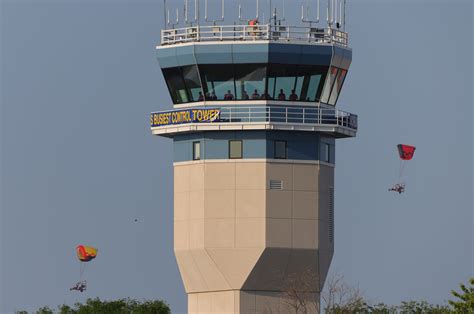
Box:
[151, 1, 357, 312]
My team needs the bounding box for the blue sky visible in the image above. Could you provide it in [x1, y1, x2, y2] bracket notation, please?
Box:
[0, 0, 472, 313]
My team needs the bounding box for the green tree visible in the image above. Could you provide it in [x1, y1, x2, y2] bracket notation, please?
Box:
[322, 273, 366, 314]
[398, 300, 450, 313]
[35, 298, 170, 314]
[449, 278, 474, 313]
[36, 306, 54, 314]
[364, 302, 398, 314]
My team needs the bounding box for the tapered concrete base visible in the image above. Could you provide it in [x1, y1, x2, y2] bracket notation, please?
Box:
[175, 160, 333, 314]
[189, 290, 320, 314]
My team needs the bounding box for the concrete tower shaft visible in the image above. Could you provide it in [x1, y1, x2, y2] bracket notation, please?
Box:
[174, 159, 334, 312]
[151, 22, 356, 313]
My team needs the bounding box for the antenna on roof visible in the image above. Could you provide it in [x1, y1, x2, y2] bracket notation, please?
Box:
[195, 0, 200, 24]
[330, 0, 338, 28]
[205, 0, 225, 24]
[326, 0, 332, 28]
[336, 2, 342, 28]
[343, 0, 346, 30]
[186, 0, 199, 26]
[239, 0, 259, 22]
[268, 0, 271, 23]
[256, 0, 259, 19]
[176, 8, 180, 26]
[302, 0, 320, 25]
[184, 0, 188, 25]
[164, 0, 180, 28]
[167, 7, 179, 28]
[282, 0, 286, 21]
[163, 0, 167, 28]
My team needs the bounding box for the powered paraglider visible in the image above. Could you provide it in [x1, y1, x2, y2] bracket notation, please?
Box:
[389, 144, 416, 194]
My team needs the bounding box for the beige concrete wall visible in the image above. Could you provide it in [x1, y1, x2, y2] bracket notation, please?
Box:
[188, 290, 320, 314]
[173, 160, 334, 312]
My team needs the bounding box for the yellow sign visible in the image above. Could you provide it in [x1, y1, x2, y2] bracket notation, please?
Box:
[151, 109, 220, 127]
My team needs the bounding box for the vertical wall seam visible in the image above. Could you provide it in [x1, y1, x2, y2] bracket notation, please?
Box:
[234, 161, 237, 249]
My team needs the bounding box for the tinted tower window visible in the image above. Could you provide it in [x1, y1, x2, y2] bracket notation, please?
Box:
[193, 141, 201, 160]
[182, 65, 202, 102]
[229, 140, 243, 159]
[274, 141, 287, 159]
[162, 67, 189, 104]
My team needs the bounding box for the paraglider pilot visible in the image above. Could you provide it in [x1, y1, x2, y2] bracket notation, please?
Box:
[70, 280, 87, 292]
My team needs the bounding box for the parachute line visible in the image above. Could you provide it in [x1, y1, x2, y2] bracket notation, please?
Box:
[79, 263, 87, 279]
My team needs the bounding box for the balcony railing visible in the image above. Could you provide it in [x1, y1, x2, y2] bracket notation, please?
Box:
[160, 24, 348, 47]
[150, 106, 357, 134]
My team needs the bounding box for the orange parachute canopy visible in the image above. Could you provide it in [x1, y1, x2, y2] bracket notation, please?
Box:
[76, 245, 98, 262]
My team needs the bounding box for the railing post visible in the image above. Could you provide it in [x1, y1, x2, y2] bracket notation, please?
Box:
[303, 108, 305, 124]
[285, 107, 288, 123]
[248, 107, 251, 122]
[196, 25, 200, 42]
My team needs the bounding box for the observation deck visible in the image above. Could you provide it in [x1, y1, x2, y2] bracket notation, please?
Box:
[160, 24, 348, 47]
[153, 21, 356, 140]
[150, 105, 357, 138]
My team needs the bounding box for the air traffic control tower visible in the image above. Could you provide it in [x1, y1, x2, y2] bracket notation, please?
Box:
[151, 1, 357, 312]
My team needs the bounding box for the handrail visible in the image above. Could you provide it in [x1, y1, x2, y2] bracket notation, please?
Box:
[150, 106, 357, 130]
[160, 24, 348, 47]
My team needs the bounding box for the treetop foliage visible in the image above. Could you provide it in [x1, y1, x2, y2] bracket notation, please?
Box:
[29, 298, 170, 314]
[17, 277, 474, 314]
[448, 277, 474, 313]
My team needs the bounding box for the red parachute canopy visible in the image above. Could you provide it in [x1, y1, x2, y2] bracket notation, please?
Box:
[397, 144, 416, 160]
[76, 245, 98, 262]
[248, 19, 258, 26]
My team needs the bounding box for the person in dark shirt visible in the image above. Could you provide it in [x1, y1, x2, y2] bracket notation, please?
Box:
[210, 91, 217, 100]
[251, 89, 260, 99]
[261, 92, 272, 100]
[242, 90, 249, 100]
[278, 89, 286, 100]
[289, 89, 298, 101]
[224, 90, 234, 100]
[198, 91, 204, 101]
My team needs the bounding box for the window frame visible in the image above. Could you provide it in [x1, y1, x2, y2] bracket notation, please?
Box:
[228, 140, 243, 159]
[274, 140, 288, 159]
[181, 65, 203, 103]
[192, 141, 201, 160]
[161, 67, 189, 104]
[323, 143, 331, 162]
[332, 69, 348, 105]
[320, 67, 339, 105]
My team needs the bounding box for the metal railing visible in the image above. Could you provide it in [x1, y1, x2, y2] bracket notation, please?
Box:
[160, 24, 348, 47]
[151, 106, 357, 131]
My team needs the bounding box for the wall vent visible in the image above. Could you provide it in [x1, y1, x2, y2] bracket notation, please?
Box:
[329, 187, 335, 243]
[269, 180, 283, 190]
